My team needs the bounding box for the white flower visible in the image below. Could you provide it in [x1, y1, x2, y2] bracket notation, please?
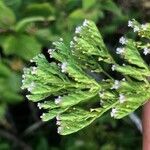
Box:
[26, 95, 29, 99]
[99, 92, 104, 98]
[111, 80, 120, 89]
[70, 41, 74, 47]
[141, 24, 148, 30]
[119, 94, 126, 103]
[22, 79, 25, 84]
[37, 103, 42, 109]
[61, 62, 67, 73]
[110, 108, 118, 117]
[31, 67, 37, 75]
[75, 26, 82, 33]
[100, 99, 104, 105]
[55, 96, 62, 104]
[40, 113, 46, 119]
[73, 36, 78, 42]
[116, 47, 125, 55]
[23, 68, 30, 74]
[59, 38, 63, 41]
[57, 126, 63, 134]
[83, 19, 89, 26]
[56, 120, 61, 125]
[22, 75, 25, 79]
[119, 37, 127, 45]
[122, 78, 126, 81]
[56, 115, 61, 121]
[128, 20, 133, 27]
[143, 47, 150, 55]
[48, 48, 55, 55]
[28, 82, 35, 92]
[111, 64, 116, 71]
[30, 59, 34, 63]
[133, 26, 140, 32]
[52, 41, 56, 45]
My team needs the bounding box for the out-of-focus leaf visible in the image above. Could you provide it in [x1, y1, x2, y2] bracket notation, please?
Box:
[35, 29, 52, 45]
[69, 9, 86, 20]
[0, 62, 22, 103]
[82, 0, 97, 10]
[0, 1, 16, 28]
[100, 0, 123, 17]
[3, 34, 41, 60]
[15, 16, 55, 32]
[3, 0, 22, 11]
[25, 3, 55, 17]
[0, 104, 6, 120]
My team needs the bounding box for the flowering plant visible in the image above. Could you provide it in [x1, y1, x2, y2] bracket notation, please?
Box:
[22, 19, 150, 135]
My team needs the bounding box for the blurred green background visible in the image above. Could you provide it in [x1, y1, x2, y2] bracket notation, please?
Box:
[0, 0, 149, 149]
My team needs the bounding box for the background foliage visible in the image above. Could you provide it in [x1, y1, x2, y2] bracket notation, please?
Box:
[0, 0, 149, 149]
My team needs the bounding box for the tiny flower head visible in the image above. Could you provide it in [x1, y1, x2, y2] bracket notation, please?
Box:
[61, 62, 67, 73]
[27, 82, 35, 92]
[111, 80, 120, 90]
[57, 126, 63, 134]
[116, 47, 125, 55]
[128, 20, 133, 27]
[119, 37, 127, 45]
[31, 67, 37, 75]
[83, 19, 89, 26]
[75, 26, 82, 33]
[141, 24, 148, 30]
[55, 96, 62, 104]
[59, 38, 63, 41]
[37, 103, 42, 109]
[143, 47, 150, 55]
[119, 94, 126, 103]
[48, 49, 55, 58]
[133, 26, 140, 32]
[110, 108, 118, 117]
[111, 64, 116, 71]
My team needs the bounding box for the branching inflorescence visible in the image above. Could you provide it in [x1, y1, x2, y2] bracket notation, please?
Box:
[22, 19, 150, 135]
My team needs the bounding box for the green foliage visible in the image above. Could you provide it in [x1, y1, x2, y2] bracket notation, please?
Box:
[22, 19, 150, 135]
[0, 62, 22, 103]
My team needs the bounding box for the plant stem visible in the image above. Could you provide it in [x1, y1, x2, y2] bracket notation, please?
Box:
[142, 100, 150, 150]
